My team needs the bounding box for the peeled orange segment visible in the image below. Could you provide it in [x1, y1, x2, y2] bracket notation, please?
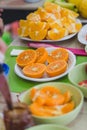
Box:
[40, 86, 64, 106]
[29, 102, 61, 117]
[28, 21, 48, 31]
[26, 13, 41, 22]
[19, 19, 28, 27]
[28, 22, 48, 40]
[63, 91, 72, 103]
[30, 88, 46, 105]
[75, 23, 82, 32]
[16, 50, 37, 68]
[64, 22, 82, 34]
[30, 88, 38, 101]
[47, 28, 67, 40]
[47, 48, 69, 63]
[49, 21, 63, 30]
[29, 29, 47, 40]
[18, 20, 29, 37]
[44, 2, 61, 14]
[35, 47, 48, 63]
[29, 102, 62, 117]
[35, 7, 49, 21]
[61, 101, 75, 114]
[46, 60, 67, 77]
[22, 63, 46, 78]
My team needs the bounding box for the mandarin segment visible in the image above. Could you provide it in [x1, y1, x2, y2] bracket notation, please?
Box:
[47, 28, 67, 40]
[61, 101, 75, 114]
[26, 13, 41, 22]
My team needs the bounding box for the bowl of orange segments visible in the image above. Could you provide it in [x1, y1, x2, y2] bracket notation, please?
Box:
[19, 82, 83, 125]
[18, 2, 82, 42]
[15, 47, 76, 82]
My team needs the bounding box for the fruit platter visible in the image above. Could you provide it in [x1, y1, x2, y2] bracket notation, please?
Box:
[14, 47, 76, 82]
[18, 1, 82, 42]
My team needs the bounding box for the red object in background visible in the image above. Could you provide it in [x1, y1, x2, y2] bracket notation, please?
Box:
[11, 21, 19, 37]
[78, 80, 87, 88]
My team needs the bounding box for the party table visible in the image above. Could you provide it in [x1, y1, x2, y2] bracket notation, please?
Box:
[0, 36, 87, 130]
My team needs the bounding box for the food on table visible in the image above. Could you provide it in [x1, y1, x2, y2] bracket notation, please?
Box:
[16, 47, 69, 78]
[47, 48, 69, 63]
[4, 102, 34, 130]
[46, 60, 67, 77]
[28, 22, 48, 40]
[61, 101, 75, 113]
[78, 80, 87, 88]
[18, 20, 29, 37]
[18, 2, 82, 41]
[16, 49, 37, 67]
[29, 86, 75, 117]
[35, 47, 48, 63]
[22, 63, 46, 78]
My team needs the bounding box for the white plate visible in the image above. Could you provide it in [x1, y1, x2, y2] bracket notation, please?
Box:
[14, 47, 76, 82]
[19, 33, 76, 43]
[78, 24, 87, 45]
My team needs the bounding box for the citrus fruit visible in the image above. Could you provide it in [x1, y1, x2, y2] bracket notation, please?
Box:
[35, 47, 48, 63]
[16, 49, 37, 67]
[22, 63, 46, 78]
[46, 60, 67, 77]
[47, 48, 69, 63]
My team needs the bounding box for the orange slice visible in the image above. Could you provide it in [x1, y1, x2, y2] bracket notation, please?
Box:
[47, 28, 67, 40]
[28, 22, 48, 40]
[47, 48, 69, 63]
[26, 12, 41, 22]
[61, 101, 75, 114]
[16, 49, 37, 68]
[35, 47, 48, 63]
[29, 102, 60, 117]
[63, 91, 72, 103]
[18, 20, 29, 37]
[40, 86, 64, 106]
[22, 63, 46, 78]
[46, 60, 67, 77]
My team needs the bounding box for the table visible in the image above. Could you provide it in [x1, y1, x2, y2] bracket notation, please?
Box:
[0, 0, 45, 10]
[0, 36, 87, 130]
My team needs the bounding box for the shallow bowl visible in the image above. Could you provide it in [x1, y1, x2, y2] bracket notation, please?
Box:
[19, 82, 83, 125]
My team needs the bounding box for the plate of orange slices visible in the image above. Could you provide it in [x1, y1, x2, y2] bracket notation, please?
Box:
[18, 2, 82, 42]
[14, 47, 76, 82]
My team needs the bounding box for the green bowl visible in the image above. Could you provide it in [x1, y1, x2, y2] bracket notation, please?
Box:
[68, 62, 87, 98]
[26, 124, 71, 130]
[19, 82, 83, 125]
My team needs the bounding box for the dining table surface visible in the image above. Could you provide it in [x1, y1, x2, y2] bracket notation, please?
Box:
[0, 33, 87, 130]
[0, 0, 45, 10]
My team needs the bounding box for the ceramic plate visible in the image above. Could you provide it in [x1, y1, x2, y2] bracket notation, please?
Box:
[14, 47, 76, 82]
[78, 24, 87, 45]
[19, 33, 76, 43]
